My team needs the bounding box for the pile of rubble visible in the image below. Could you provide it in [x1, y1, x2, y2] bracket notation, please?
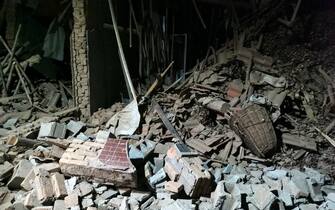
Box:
[1, 9, 335, 210]
[0, 21, 75, 140]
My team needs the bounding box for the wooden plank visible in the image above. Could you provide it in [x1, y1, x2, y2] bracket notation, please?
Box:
[186, 139, 212, 154]
[282, 133, 317, 152]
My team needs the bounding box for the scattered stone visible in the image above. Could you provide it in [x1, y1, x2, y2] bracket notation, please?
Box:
[129, 197, 140, 210]
[156, 188, 176, 200]
[211, 181, 227, 208]
[75, 181, 93, 197]
[162, 199, 195, 210]
[24, 190, 40, 209]
[304, 167, 326, 185]
[178, 157, 212, 197]
[321, 185, 335, 195]
[149, 168, 166, 186]
[32, 206, 53, 210]
[34, 170, 53, 204]
[94, 189, 118, 205]
[307, 178, 324, 202]
[288, 170, 310, 198]
[64, 193, 79, 208]
[12, 202, 28, 210]
[263, 175, 282, 191]
[140, 196, 155, 209]
[164, 157, 182, 181]
[222, 195, 240, 210]
[33, 163, 60, 174]
[38, 122, 66, 139]
[278, 189, 293, 207]
[65, 177, 77, 194]
[95, 130, 112, 144]
[155, 198, 174, 209]
[82, 197, 94, 209]
[67, 120, 86, 136]
[265, 169, 287, 180]
[119, 196, 130, 210]
[95, 185, 107, 194]
[153, 157, 165, 174]
[49, 145, 65, 159]
[119, 188, 131, 196]
[249, 184, 276, 210]
[77, 132, 89, 141]
[21, 169, 35, 191]
[109, 196, 124, 208]
[165, 181, 183, 193]
[7, 159, 32, 189]
[0, 202, 12, 210]
[51, 172, 67, 199]
[130, 190, 151, 203]
[0, 161, 14, 181]
[327, 193, 335, 203]
[299, 204, 318, 210]
[198, 201, 213, 210]
[53, 200, 66, 210]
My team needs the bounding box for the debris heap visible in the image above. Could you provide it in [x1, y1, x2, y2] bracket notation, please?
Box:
[1, 6, 335, 210]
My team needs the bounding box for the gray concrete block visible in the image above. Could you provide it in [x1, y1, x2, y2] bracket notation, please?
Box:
[7, 159, 33, 190]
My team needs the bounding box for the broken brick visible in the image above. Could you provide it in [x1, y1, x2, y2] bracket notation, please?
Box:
[165, 181, 183, 193]
[64, 193, 79, 208]
[7, 159, 32, 190]
[51, 172, 67, 199]
[35, 170, 54, 204]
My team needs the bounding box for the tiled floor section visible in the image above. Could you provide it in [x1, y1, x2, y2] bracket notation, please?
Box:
[98, 139, 130, 170]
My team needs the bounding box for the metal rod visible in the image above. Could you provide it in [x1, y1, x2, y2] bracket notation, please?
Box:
[14, 64, 32, 105]
[153, 101, 182, 141]
[129, 2, 133, 48]
[192, 0, 207, 29]
[108, 0, 137, 101]
[0, 64, 7, 96]
[7, 24, 22, 74]
[0, 36, 34, 90]
[6, 62, 15, 89]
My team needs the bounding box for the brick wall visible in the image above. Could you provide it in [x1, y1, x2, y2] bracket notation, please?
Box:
[71, 0, 90, 118]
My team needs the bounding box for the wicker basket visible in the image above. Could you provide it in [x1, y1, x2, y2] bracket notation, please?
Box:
[230, 104, 277, 158]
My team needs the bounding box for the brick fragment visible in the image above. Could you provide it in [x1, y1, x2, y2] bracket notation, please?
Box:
[164, 157, 182, 181]
[64, 193, 79, 208]
[50, 145, 65, 159]
[53, 200, 66, 210]
[33, 163, 60, 174]
[7, 159, 32, 189]
[32, 207, 53, 210]
[165, 181, 183, 193]
[24, 190, 40, 208]
[35, 171, 54, 204]
[21, 169, 35, 191]
[51, 172, 67, 199]
[75, 181, 93, 197]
